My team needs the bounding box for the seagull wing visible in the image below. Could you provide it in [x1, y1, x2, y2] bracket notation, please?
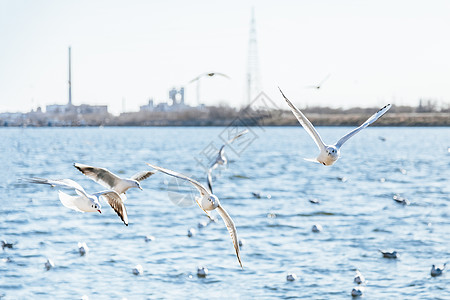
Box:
[22, 177, 88, 197]
[206, 168, 214, 193]
[146, 163, 210, 197]
[213, 72, 231, 79]
[216, 205, 242, 268]
[334, 104, 391, 149]
[226, 129, 248, 145]
[94, 190, 128, 226]
[130, 171, 155, 182]
[74, 163, 122, 190]
[318, 73, 331, 86]
[279, 87, 326, 151]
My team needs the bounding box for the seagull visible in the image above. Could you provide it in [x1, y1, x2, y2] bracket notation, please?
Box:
[146, 163, 243, 268]
[354, 270, 365, 284]
[379, 250, 398, 259]
[393, 194, 410, 205]
[312, 224, 323, 233]
[351, 287, 364, 297]
[197, 266, 208, 277]
[286, 273, 297, 281]
[1, 240, 14, 250]
[207, 129, 248, 193]
[279, 87, 391, 166]
[306, 73, 331, 89]
[73, 163, 154, 201]
[78, 242, 89, 256]
[189, 72, 231, 83]
[132, 264, 143, 275]
[431, 263, 446, 277]
[22, 177, 128, 226]
[45, 258, 54, 270]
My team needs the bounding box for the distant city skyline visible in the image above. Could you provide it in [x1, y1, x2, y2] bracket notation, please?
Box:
[0, 0, 449, 115]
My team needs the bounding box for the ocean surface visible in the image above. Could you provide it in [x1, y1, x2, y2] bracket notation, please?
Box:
[1, 126, 449, 299]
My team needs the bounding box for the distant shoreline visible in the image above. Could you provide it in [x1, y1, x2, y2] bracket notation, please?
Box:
[3, 111, 450, 127]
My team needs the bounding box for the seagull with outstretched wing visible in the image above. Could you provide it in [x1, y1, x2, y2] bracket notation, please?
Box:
[73, 163, 154, 201]
[22, 177, 128, 225]
[146, 163, 243, 268]
[207, 129, 248, 192]
[279, 87, 391, 166]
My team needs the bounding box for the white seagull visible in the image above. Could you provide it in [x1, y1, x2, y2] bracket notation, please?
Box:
[73, 163, 154, 201]
[146, 163, 243, 268]
[306, 73, 331, 90]
[207, 129, 248, 192]
[23, 177, 128, 225]
[279, 87, 391, 166]
[431, 263, 446, 277]
[189, 72, 230, 83]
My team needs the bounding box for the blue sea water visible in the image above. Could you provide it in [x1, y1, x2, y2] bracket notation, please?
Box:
[1, 126, 449, 299]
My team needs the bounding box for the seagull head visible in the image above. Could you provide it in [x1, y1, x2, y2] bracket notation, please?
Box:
[134, 180, 143, 190]
[326, 146, 339, 159]
[90, 200, 102, 213]
[205, 194, 220, 210]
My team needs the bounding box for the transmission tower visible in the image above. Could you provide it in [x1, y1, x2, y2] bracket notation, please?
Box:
[246, 8, 261, 105]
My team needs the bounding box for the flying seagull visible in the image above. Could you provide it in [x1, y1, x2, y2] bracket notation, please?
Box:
[189, 72, 231, 84]
[279, 87, 391, 166]
[306, 74, 331, 89]
[146, 163, 243, 268]
[207, 129, 248, 192]
[73, 163, 154, 201]
[22, 177, 128, 225]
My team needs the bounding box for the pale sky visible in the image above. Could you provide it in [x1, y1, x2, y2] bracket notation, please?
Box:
[0, 0, 449, 114]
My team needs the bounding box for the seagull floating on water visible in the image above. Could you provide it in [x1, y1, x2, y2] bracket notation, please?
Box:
[197, 266, 208, 277]
[286, 273, 297, 281]
[187, 228, 196, 237]
[45, 258, 54, 270]
[279, 87, 391, 166]
[132, 264, 143, 275]
[354, 270, 365, 284]
[309, 198, 320, 204]
[74, 163, 154, 201]
[393, 195, 410, 205]
[147, 163, 243, 268]
[379, 250, 398, 259]
[351, 287, 364, 297]
[206, 129, 248, 193]
[22, 177, 128, 225]
[145, 235, 155, 242]
[312, 224, 323, 233]
[78, 242, 89, 256]
[431, 263, 446, 277]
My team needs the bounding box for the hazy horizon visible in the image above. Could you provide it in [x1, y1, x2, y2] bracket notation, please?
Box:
[1, 0, 449, 114]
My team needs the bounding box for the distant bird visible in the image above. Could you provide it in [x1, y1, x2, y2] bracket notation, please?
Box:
[147, 163, 243, 268]
[379, 250, 398, 259]
[197, 266, 208, 277]
[207, 130, 248, 193]
[144, 235, 155, 242]
[279, 87, 391, 166]
[306, 74, 331, 89]
[22, 178, 128, 225]
[379, 136, 386, 142]
[132, 264, 143, 275]
[354, 270, 365, 284]
[309, 198, 320, 204]
[286, 273, 297, 281]
[197, 221, 208, 229]
[74, 163, 154, 201]
[431, 263, 446, 277]
[393, 195, 410, 205]
[45, 258, 54, 270]
[312, 224, 323, 233]
[78, 242, 89, 256]
[351, 287, 364, 297]
[238, 239, 244, 247]
[251, 192, 261, 199]
[1, 240, 14, 250]
[189, 72, 231, 83]
[187, 228, 196, 237]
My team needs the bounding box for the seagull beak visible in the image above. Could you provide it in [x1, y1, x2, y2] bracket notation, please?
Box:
[97, 209, 102, 214]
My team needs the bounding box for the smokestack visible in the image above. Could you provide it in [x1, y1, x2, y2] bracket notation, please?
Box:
[68, 46, 72, 106]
